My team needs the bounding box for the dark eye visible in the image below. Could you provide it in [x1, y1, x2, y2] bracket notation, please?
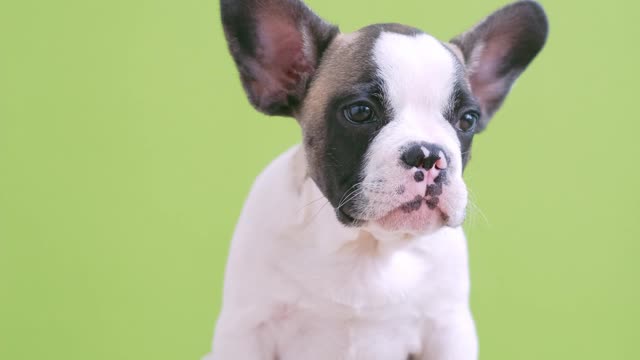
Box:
[344, 103, 376, 123]
[457, 111, 479, 132]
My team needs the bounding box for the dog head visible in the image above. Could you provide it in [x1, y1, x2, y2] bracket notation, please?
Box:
[221, 0, 548, 236]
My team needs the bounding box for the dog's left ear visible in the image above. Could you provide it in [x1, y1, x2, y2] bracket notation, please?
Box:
[450, 1, 548, 132]
[220, 0, 339, 117]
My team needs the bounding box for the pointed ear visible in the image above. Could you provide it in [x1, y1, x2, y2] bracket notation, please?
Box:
[450, 1, 548, 132]
[220, 0, 338, 117]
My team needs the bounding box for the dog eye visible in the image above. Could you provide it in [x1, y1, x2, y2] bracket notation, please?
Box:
[457, 111, 479, 132]
[344, 103, 376, 123]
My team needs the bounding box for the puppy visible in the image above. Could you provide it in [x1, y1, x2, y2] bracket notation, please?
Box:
[207, 1, 547, 359]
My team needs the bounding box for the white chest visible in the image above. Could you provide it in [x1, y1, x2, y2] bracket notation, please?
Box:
[256, 241, 460, 360]
[269, 300, 424, 360]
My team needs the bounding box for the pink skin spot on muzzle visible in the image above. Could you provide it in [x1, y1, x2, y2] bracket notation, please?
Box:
[434, 151, 447, 170]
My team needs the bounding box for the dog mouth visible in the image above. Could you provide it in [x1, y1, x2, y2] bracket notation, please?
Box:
[337, 195, 450, 229]
[375, 197, 451, 232]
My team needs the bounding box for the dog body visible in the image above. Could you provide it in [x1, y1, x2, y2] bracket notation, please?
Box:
[208, 1, 547, 359]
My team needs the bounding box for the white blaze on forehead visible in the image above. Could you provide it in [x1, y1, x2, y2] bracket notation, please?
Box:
[373, 32, 455, 112]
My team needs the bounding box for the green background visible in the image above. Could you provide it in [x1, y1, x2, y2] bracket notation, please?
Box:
[2, 0, 638, 359]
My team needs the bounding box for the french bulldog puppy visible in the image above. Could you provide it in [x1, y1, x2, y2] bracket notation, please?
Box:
[207, 1, 547, 359]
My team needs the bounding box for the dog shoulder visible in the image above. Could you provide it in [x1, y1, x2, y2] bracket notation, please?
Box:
[221, 144, 309, 301]
[251, 144, 307, 202]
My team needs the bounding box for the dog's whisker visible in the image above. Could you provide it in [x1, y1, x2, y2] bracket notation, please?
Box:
[337, 182, 363, 208]
[306, 199, 332, 226]
[465, 187, 490, 227]
[299, 196, 328, 211]
[337, 187, 360, 208]
[337, 188, 365, 210]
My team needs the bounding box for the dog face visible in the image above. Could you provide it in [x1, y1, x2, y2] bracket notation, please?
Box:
[221, 0, 548, 235]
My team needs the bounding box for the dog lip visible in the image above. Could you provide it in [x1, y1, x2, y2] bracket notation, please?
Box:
[339, 207, 354, 220]
[373, 196, 450, 227]
[382, 196, 431, 216]
[337, 207, 363, 226]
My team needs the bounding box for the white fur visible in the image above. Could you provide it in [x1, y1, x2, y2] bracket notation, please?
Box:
[206, 32, 477, 360]
[375, 33, 454, 111]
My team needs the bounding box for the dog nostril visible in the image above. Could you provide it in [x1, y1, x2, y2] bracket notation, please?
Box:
[434, 152, 447, 170]
[422, 155, 440, 170]
[401, 146, 425, 168]
[414, 171, 425, 182]
[401, 143, 448, 170]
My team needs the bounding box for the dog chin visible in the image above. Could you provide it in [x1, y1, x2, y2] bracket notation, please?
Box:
[337, 202, 465, 236]
[374, 202, 453, 234]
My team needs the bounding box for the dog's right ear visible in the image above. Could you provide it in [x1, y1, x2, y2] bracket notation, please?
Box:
[220, 0, 338, 117]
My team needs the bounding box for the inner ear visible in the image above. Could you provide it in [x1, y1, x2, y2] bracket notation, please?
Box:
[221, 0, 338, 117]
[450, 0, 548, 131]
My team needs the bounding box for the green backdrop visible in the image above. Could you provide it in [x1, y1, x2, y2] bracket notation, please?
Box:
[2, 0, 639, 359]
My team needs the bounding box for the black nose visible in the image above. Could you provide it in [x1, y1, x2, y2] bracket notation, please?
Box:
[400, 143, 446, 169]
